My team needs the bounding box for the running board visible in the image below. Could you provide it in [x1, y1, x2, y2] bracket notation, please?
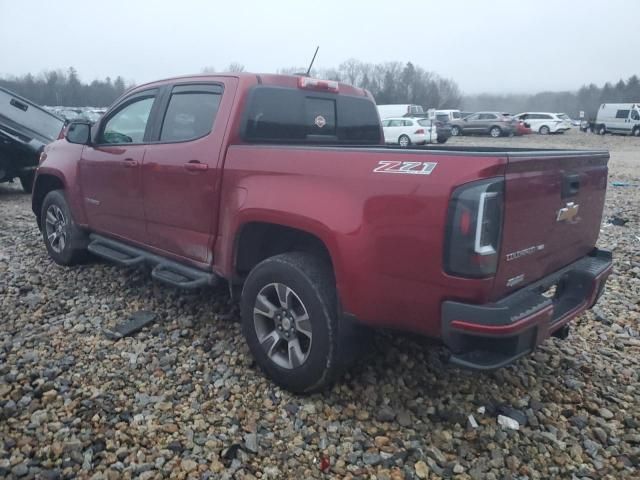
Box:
[88, 234, 219, 289]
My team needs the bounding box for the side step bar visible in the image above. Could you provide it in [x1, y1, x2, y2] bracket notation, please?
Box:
[87, 234, 219, 289]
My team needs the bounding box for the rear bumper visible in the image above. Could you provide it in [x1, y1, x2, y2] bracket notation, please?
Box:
[441, 248, 612, 370]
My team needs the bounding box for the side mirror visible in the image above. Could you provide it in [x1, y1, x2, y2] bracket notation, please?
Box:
[65, 121, 92, 145]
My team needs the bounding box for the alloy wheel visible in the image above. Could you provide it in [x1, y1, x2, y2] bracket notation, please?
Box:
[253, 283, 313, 369]
[44, 205, 68, 254]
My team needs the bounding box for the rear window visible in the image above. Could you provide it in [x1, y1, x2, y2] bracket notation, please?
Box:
[160, 85, 222, 142]
[242, 86, 381, 144]
[452, 111, 461, 119]
[435, 114, 449, 122]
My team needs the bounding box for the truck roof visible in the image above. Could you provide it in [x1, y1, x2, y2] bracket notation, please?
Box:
[128, 72, 370, 98]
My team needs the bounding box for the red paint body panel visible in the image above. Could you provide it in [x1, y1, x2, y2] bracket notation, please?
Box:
[34, 72, 611, 344]
[491, 153, 608, 300]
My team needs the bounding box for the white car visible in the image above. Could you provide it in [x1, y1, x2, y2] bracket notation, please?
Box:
[514, 112, 573, 135]
[381, 117, 437, 147]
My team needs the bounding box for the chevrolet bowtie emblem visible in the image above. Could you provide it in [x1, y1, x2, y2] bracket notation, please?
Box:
[556, 202, 579, 222]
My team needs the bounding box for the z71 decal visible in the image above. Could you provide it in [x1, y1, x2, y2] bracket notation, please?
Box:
[373, 160, 437, 175]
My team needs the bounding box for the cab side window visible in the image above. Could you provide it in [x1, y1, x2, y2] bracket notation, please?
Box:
[631, 110, 640, 121]
[101, 96, 155, 144]
[160, 85, 223, 142]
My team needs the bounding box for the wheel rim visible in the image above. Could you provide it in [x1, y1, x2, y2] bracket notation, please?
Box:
[491, 128, 500, 137]
[541, 127, 549, 135]
[452, 127, 459, 136]
[253, 283, 312, 369]
[399, 136, 409, 147]
[44, 205, 68, 254]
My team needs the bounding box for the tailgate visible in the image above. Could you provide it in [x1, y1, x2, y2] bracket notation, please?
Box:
[491, 150, 609, 300]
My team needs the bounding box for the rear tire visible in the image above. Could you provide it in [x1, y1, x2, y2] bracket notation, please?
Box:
[437, 136, 448, 144]
[539, 125, 550, 135]
[19, 171, 35, 193]
[398, 135, 411, 148]
[451, 126, 461, 136]
[241, 252, 358, 393]
[598, 125, 607, 135]
[489, 126, 502, 138]
[41, 190, 88, 265]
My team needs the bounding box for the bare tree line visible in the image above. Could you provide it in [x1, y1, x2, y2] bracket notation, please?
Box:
[2, 62, 638, 120]
[463, 76, 640, 119]
[0, 67, 128, 107]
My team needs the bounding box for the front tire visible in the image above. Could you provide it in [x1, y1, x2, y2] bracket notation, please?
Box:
[398, 135, 411, 148]
[539, 125, 550, 135]
[241, 252, 352, 393]
[41, 190, 87, 265]
[633, 127, 640, 137]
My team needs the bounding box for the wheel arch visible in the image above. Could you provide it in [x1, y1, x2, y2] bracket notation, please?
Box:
[32, 173, 66, 228]
[233, 221, 337, 284]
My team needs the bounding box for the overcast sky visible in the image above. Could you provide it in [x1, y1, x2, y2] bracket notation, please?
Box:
[1, 0, 638, 94]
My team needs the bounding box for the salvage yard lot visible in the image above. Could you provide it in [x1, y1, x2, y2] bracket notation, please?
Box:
[1, 131, 639, 479]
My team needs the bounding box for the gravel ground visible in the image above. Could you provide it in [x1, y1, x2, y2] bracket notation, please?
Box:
[1, 130, 639, 480]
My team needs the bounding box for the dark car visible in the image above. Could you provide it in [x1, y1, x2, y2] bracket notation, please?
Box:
[450, 112, 517, 137]
[0, 87, 64, 192]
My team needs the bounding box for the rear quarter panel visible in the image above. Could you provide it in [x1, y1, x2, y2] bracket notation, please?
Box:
[217, 145, 507, 336]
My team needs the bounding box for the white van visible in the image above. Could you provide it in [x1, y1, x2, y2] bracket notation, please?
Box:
[595, 103, 640, 136]
[377, 104, 424, 119]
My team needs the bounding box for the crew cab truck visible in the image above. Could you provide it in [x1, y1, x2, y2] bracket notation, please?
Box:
[0, 87, 65, 192]
[32, 73, 613, 393]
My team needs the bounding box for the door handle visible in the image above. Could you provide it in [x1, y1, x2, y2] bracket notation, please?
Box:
[122, 158, 138, 167]
[184, 160, 208, 172]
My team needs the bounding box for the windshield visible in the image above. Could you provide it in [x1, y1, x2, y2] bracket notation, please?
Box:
[557, 113, 571, 120]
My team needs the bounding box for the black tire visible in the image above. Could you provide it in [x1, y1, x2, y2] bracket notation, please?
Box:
[632, 127, 640, 137]
[598, 125, 607, 135]
[539, 125, 550, 135]
[398, 134, 411, 148]
[41, 190, 88, 265]
[437, 136, 448, 144]
[451, 126, 461, 136]
[241, 252, 355, 393]
[489, 126, 502, 138]
[19, 171, 35, 193]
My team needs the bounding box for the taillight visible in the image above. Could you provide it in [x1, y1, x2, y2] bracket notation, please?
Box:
[414, 129, 425, 134]
[297, 76, 339, 93]
[444, 178, 504, 277]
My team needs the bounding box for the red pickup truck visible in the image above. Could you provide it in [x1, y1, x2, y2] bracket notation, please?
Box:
[32, 73, 612, 392]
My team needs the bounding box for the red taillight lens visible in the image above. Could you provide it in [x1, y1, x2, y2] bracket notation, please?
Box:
[297, 76, 339, 93]
[444, 178, 504, 278]
[415, 129, 425, 134]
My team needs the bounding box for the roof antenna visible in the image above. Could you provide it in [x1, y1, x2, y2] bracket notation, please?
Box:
[306, 46, 319, 76]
